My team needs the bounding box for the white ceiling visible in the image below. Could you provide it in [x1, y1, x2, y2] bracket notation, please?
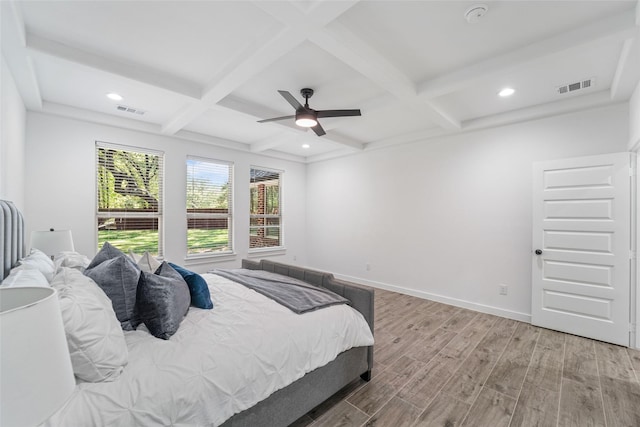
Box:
[2, 0, 639, 163]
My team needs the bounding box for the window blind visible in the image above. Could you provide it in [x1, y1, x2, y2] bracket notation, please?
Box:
[249, 167, 282, 250]
[95, 141, 164, 256]
[186, 157, 233, 256]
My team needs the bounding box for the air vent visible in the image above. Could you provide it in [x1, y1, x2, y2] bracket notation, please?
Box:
[116, 105, 146, 115]
[556, 78, 595, 95]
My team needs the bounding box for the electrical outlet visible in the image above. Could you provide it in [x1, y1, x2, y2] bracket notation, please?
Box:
[366, 263, 371, 271]
[499, 284, 508, 295]
[293, 255, 297, 261]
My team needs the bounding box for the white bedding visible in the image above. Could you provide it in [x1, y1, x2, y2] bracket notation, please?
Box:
[46, 273, 374, 427]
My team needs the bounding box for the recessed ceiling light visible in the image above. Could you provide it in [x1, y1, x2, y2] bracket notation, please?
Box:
[106, 93, 123, 101]
[302, 144, 310, 149]
[498, 87, 515, 97]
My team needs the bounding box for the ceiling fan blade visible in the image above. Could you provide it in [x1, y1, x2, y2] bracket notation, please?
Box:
[278, 90, 304, 110]
[311, 122, 326, 136]
[316, 109, 361, 118]
[257, 115, 295, 123]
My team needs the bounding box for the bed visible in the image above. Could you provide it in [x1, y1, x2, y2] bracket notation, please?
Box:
[0, 200, 374, 426]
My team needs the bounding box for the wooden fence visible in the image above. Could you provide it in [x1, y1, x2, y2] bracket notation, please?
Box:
[98, 208, 229, 230]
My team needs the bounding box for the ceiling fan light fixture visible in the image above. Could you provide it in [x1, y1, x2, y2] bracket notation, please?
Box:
[295, 111, 318, 127]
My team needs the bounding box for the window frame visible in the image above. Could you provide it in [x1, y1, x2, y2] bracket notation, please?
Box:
[95, 141, 164, 257]
[185, 156, 234, 259]
[249, 166, 284, 253]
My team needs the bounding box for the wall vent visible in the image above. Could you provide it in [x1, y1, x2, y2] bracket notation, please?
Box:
[556, 78, 595, 95]
[116, 105, 146, 115]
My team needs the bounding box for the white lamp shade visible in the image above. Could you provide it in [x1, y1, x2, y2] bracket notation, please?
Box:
[30, 230, 75, 258]
[0, 287, 75, 427]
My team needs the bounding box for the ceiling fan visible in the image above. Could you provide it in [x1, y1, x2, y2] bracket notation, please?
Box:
[257, 88, 361, 136]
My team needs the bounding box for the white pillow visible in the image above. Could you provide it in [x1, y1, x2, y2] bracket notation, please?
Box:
[54, 251, 91, 272]
[51, 267, 128, 382]
[129, 250, 142, 263]
[18, 249, 56, 282]
[137, 251, 161, 273]
[1, 266, 49, 287]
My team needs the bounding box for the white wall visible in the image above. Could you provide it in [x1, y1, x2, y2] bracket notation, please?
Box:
[0, 56, 26, 209]
[630, 82, 640, 149]
[25, 113, 307, 272]
[305, 104, 630, 320]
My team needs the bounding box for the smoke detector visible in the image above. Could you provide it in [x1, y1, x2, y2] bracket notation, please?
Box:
[465, 4, 488, 23]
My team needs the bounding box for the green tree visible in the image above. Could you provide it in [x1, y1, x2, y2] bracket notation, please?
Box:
[98, 148, 159, 210]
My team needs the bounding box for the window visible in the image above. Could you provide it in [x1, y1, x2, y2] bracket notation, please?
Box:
[250, 167, 282, 250]
[186, 157, 233, 256]
[96, 142, 163, 256]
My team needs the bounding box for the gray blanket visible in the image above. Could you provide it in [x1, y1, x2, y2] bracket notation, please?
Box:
[212, 268, 349, 314]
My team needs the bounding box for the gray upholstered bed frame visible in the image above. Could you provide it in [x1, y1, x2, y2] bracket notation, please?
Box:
[0, 200, 26, 284]
[0, 200, 374, 427]
[221, 259, 374, 426]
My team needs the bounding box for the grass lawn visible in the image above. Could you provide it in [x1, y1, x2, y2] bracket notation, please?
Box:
[98, 229, 229, 255]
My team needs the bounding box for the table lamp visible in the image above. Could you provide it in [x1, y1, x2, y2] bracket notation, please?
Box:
[0, 287, 75, 427]
[30, 229, 75, 259]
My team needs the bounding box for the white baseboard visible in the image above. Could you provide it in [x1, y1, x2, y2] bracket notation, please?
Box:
[335, 273, 532, 324]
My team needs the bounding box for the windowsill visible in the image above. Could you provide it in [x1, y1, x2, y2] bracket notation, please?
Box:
[183, 252, 237, 266]
[247, 247, 287, 258]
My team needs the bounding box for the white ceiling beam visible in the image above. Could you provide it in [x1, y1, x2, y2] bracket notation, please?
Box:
[611, 1, 640, 101]
[26, 33, 202, 100]
[197, 27, 307, 107]
[309, 23, 415, 99]
[610, 36, 640, 101]
[304, 0, 361, 25]
[339, 91, 620, 161]
[277, 4, 460, 131]
[162, 1, 360, 136]
[1, 1, 42, 110]
[217, 95, 299, 132]
[419, 11, 638, 100]
[40, 101, 253, 153]
[161, 26, 306, 135]
[462, 90, 617, 131]
[4, 0, 26, 46]
[161, 102, 210, 136]
[249, 123, 363, 151]
[173, 129, 251, 152]
[306, 147, 361, 163]
[42, 101, 164, 135]
[250, 133, 298, 153]
[365, 127, 449, 152]
[309, 22, 461, 130]
[319, 131, 364, 151]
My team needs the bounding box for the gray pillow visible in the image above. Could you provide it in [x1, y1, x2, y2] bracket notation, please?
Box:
[87, 242, 128, 270]
[84, 256, 141, 330]
[136, 262, 190, 340]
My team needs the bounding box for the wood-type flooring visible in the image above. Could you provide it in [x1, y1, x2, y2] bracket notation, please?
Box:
[291, 288, 640, 427]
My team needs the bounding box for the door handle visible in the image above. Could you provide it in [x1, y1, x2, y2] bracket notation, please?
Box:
[535, 249, 543, 255]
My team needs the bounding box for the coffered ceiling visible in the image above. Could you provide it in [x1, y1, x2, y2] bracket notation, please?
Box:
[2, 1, 639, 162]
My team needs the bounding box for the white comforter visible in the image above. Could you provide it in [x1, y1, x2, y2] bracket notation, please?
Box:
[46, 273, 374, 427]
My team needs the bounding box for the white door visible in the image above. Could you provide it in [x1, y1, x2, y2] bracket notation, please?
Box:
[532, 152, 632, 346]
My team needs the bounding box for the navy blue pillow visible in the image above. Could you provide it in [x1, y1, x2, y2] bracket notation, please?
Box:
[168, 262, 213, 309]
